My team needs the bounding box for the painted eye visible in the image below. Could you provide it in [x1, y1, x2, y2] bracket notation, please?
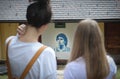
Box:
[60, 38, 63, 40]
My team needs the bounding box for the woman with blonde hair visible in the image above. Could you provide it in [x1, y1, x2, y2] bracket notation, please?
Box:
[64, 19, 117, 79]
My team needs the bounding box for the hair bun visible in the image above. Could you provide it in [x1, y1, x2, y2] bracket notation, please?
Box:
[32, 0, 50, 5]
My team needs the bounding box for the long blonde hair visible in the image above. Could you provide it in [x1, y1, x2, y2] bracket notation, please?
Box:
[69, 19, 109, 79]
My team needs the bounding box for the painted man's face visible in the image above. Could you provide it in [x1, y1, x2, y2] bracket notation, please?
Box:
[57, 37, 64, 45]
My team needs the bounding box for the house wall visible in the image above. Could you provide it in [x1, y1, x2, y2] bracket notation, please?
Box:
[42, 22, 104, 59]
[0, 23, 18, 59]
[42, 23, 78, 59]
[0, 26, 1, 59]
[0, 22, 104, 60]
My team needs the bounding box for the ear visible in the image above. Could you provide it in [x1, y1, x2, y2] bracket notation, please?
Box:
[38, 24, 48, 33]
[41, 24, 48, 30]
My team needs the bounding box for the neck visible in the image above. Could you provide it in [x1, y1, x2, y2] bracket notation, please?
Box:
[19, 25, 40, 42]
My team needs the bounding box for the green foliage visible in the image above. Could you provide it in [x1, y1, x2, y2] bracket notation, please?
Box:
[116, 65, 120, 79]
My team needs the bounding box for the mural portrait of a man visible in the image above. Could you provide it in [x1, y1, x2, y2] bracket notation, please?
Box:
[55, 33, 70, 52]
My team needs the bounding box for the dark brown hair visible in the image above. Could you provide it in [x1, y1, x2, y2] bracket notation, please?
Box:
[26, 0, 52, 28]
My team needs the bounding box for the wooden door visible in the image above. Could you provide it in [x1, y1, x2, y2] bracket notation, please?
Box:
[105, 22, 120, 64]
[105, 22, 120, 55]
[0, 23, 19, 59]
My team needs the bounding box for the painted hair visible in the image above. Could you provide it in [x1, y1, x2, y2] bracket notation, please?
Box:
[26, 0, 52, 28]
[69, 19, 109, 79]
[56, 33, 68, 46]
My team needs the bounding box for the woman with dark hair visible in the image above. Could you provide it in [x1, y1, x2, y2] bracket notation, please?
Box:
[64, 19, 117, 79]
[5, 0, 57, 79]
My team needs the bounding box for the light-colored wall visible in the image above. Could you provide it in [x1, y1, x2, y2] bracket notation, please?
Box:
[42, 23, 78, 59]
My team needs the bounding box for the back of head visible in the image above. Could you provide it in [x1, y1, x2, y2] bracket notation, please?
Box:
[70, 19, 109, 79]
[78, 19, 103, 54]
[26, 0, 52, 28]
[70, 19, 103, 60]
